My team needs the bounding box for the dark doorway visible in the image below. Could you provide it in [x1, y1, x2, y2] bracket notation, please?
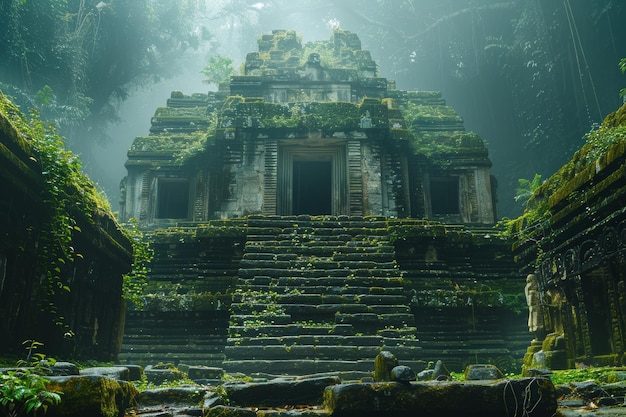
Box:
[581, 271, 613, 355]
[157, 179, 189, 219]
[293, 160, 332, 215]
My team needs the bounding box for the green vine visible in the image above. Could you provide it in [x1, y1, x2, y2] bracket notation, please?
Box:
[28, 112, 98, 335]
[122, 218, 153, 309]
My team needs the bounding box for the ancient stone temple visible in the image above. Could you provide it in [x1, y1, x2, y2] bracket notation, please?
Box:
[513, 102, 626, 373]
[119, 30, 525, 374]
[120, 29, 495, 226]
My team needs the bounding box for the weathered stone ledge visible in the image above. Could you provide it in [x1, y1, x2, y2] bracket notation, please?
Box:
[324, 378, 557, 417]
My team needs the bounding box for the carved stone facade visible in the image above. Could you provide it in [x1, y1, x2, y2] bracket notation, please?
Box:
[120, 30, 496, 228]
[514, 104, 626, 371]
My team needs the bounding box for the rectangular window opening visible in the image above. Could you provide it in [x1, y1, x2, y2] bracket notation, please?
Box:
[430, 177, 459, 215]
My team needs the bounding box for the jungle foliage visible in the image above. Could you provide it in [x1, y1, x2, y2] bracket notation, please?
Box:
[0, 0, 207, 148]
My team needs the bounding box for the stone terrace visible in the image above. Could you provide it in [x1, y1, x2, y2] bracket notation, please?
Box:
[119, 215, 526, 374]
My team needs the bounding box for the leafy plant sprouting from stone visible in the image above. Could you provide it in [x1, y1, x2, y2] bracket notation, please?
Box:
[235, 288, 284, 317]
[174, 117, 218, 165]
[0, 341, 62, 417]
[514, 173, 543, 205]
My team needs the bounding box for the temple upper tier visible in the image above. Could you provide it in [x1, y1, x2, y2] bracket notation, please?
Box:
[120, 29, 496, 228]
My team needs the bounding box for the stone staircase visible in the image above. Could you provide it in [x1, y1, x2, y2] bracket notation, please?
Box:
[118, 216, 526, 373]
[222, 215, 421, 375]
[119, 310, 228, 366]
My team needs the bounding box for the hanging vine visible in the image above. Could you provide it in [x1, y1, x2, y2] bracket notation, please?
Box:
[2, 93, 113, 335]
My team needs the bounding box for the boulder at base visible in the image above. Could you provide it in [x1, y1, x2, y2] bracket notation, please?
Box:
[45, 375, 137, 417]
[324, 378, 557, 417]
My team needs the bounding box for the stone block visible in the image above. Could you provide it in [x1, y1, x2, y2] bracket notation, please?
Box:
[115, 364, 142, 381]
[136, 386, 208, 407]
[224, 376, 341, 407]
[205, 405, 256, 417]
[324, 379, 557, 417]
[374, 350, 398, 382]
[464, 364, 503, 381]
[188, 365, 225, 380]
[144, 367, 185, 385]
[80, 366, 130, 381]
[49, 361, 80, 376]
[45, 375, 137, 417]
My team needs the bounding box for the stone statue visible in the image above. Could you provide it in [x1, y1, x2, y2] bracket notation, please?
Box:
[525, 274, 545, 340]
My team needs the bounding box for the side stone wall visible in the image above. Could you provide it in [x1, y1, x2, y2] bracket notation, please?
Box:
[0, 93, 132, 361]
[119, 227, 245, 365]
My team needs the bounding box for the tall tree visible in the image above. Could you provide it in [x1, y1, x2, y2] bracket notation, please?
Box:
[0, 0, 206, 147]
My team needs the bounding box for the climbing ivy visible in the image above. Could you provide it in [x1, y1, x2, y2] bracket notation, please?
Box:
[122, 219, 152, 309]
[27, 116, 79, 335]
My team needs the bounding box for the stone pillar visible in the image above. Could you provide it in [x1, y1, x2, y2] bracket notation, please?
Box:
[474, 166, 495, 224]
[263, 140, 278, 215]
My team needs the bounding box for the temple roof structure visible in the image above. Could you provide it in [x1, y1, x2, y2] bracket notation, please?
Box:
[121, 29, 496, 227]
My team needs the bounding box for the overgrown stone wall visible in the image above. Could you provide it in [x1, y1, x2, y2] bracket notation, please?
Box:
[0, 92, 132, 361]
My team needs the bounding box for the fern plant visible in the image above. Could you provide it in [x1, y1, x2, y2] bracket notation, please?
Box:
[0, 370, 61, 417]
[514, 173, 543, 204]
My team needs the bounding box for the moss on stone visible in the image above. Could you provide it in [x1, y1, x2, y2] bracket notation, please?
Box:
[129, 132, 207, 154]
[46, 375, 137, 417]
[508, 103, 626, 261]
[401, 102, 463, 126]
[153, 106, 208, 119]
[0, 92, 35, 156]
[409, 131, 487, 157]
[196, 225, 247, 238]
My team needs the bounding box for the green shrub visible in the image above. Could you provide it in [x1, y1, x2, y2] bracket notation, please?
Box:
[0, 341, 62, 417]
